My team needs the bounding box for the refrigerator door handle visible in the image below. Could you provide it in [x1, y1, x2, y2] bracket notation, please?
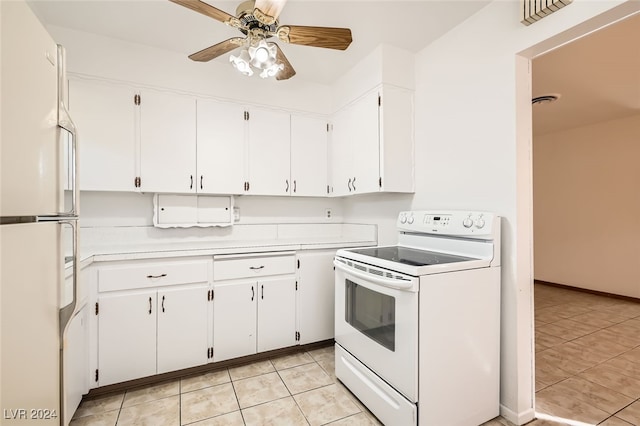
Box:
[59, 219, 78, 338]
[57, 44, 78, 217]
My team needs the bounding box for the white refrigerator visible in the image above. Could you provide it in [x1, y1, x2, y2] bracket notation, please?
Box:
[1, 2, 82, 425]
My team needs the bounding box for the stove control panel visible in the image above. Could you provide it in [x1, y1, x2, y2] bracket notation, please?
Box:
[397, 210, 498, 239]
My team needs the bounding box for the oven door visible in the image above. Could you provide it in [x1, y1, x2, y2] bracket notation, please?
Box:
[334, 257, 419, 402]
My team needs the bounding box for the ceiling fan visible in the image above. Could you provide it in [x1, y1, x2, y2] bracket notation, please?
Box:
[169, 0, 353, 80]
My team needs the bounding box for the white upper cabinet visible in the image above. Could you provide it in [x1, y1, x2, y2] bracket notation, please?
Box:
[290, 115, 328, 197]
[196, 99, 246, 194]
[139, 90, 196, 194]
[69, 79, 136, 192]
[330, 84, 414, 196]
[350, 90, 380, 195]
[246, 108, 291, 196]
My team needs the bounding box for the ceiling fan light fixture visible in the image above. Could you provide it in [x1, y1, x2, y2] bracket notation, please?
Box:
[260, 62, 284, 79]
[248, 39, 278, 68]
[230, 49, 253, 76]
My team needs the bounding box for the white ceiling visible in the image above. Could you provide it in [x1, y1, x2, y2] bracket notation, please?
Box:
[27, 0, 491, 86]
[533, 13, 640, 136]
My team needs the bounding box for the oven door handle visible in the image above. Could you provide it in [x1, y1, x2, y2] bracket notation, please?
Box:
[333, 260, 415, 290]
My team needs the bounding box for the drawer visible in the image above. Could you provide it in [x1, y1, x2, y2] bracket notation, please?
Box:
[214, 253, 295, 281]
[98, 259, 210, 292]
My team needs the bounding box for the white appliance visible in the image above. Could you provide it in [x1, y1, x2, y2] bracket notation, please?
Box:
[1, 2, 83, 425]
[334, 210, 501, 426]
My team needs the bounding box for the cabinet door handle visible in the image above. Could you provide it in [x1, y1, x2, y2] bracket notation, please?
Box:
[190, 175, 193, 190]
[347, 178, 352, 192]
[162, 295, 165, 313]
[200, 175, 203, 190]
[352, 176, 356, 191]
[148, 297, 152, 314]
[261, 284, 264, 300]
[251, 285, 255, 301]
[146, 273, 167, 279]
[293, 180, 296, 193]
[249, 266, 265, 270]
[285, 179, 289, 192]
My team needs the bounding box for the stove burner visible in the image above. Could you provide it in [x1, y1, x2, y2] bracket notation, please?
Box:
[349, 246, 475, 267]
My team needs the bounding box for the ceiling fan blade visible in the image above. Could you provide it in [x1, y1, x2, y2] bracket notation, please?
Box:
[274, 44, 296, 81]
[169, 0, 238, 25]
[277, 25, 352, 50]
[255, 0, 287, 20]
[188, 37, 245, 62]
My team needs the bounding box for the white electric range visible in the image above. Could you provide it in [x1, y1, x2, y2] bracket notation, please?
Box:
[334, 210, 501, 426]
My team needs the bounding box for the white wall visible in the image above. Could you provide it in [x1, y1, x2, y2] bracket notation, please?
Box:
[342, 1, 637, 423]
[534, 114, 640, 298]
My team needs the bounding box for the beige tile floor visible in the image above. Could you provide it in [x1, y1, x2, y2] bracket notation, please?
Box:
[70, 346, 383, 426]
[71, 283, 640, 426]
[532, 283, 640, 425]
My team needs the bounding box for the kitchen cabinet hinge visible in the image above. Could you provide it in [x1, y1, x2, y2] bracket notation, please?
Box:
[134, 94, 141, 105]
[95, 302, 99, 315]
[326, 123, 329, 132]
[207, 289, 214, 301]
[95, 369, 99, 382]
[378, 95, 381, 106]
[295, 281, 298, 291]
[295, 331, 300, 341]
[297, 259, 300, 269]
[134, 177, 141, 188]
[326, 185, 329, 194]
[207, 347, 214, 359]
[244, 111, 250, 121]
[379, 177, 382, 188]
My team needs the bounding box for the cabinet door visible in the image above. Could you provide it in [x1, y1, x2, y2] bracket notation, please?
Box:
[351, 90, 380, 195]
[297, 251, 336, 345]
[98, 290, 156, 386]
[63, 305, 89, 426]
[379, 86, 414, 193]
[157, 285, 209, 373]
[247, 108, 291, 195]
[257, 276, 297, 352]
[69, 79, 136, 191]
[329, 106, 354, 197]
[213, 281, 257, 362]
[291, 115, 328, 197]
[196, 99, 246, 194]
[139, 90, 196, 193]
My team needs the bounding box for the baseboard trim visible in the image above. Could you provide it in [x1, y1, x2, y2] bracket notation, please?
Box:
[500, 404, 535, 425]
[85, 339, 334, 399]
[535, 280, 640, 303]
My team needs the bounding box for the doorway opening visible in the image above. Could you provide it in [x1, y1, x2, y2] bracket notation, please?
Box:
[529, 11, 640, 426]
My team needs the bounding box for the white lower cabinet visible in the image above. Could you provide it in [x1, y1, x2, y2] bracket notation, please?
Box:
[256, 276, 297, 353]
[212, 253, 297, 362]
[212, 281, 257, 362]
[98, 290, 157, 386]
[296, 250, 337, 345]
[157, 285, 209, 374]
[94, 258, 212, 387]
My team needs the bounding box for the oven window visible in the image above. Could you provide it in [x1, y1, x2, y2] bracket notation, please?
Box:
[345, 279, 395, 351]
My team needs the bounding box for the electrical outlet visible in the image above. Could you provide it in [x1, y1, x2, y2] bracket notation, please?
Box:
[325, 208, 332, 219]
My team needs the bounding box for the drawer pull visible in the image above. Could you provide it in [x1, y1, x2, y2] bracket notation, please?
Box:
[249, 266, 265, 270]
[146, 273, 167, 279]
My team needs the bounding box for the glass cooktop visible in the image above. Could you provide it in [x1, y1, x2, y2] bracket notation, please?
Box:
[349, 246, 475, 267]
